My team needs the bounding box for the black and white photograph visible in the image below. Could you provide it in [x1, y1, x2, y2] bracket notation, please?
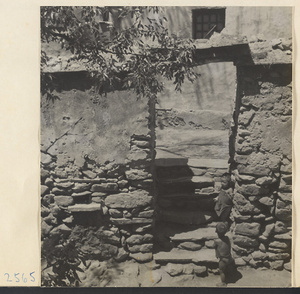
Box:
[40, 6, 293, 287]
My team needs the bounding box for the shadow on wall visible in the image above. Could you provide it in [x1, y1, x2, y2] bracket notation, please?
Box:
[157, 62, 236, 113]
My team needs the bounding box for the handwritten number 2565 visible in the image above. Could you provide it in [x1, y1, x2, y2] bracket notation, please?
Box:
[4, 272, 35, 283]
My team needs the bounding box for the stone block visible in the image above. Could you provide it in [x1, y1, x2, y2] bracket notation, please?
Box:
[127, 243, 153, 253]
[114, 248, 129, 262]
[255, 177, 273, 186]
[236, 183, 269, 196]
[233, 193, 256, 215]
[92, 197, 103, 203]
[135, 224, 152, 233]
[41, 153, 52, 165]
[71, 191, 92, 197]
[138, 210, 154, 218]
[127, 150, 150, 163]
[182, 264, 194, 275]
[68, 203, 101, 212]
[233, 235, 259, 248]
[41, 220, 53, 236]
[82, 170, 97, 179]
[126, 234, 153, 245]
[284, 261, 291, 272]
[275, 199, 292, 221]
[237, 164, 270, 177]
[125, 169, 151, 181]
[54, 196, 74, 207]
[267, 253, 290, 261]
[274, 221, 288, 234]
[117, 180, 128, 189]
[269, 260, 284, 270]
[259, 197, 274, 206]
[41, 206, 50, 217]
[205, 240, 215, 249]
[62, 215, 74, 224]
[105, 190, 152, 209]
[97, 231, 120, 245]
[41, 168, 49, 179]
[251, 251, 267, 260]
[166, 263, 183, 276]
[111, 218, 152, 225]
[72, 183, 91, 193]
[269, 241, 289, 249]
[274, 232, 291, 241]
[262, 223, 275, 239]
[45, 178, 54, 187]
[49, 224, 71, 237]
[194, 265, 207, 277]
[41, 185, 49, 196]
[235, 223, 261, 238]
[278, 192, 292, 203]
[178, 242, 203, 251]
[91, 183, 118, 192]
[109, 208, 123, 218]
[91, 192, 107, 197]
[268, 247, 288, 254]
[55, 182, 74, 189]
[235, 258, 247, 266]
[239, 109, 255, 126]
[129, 252, 152, 263]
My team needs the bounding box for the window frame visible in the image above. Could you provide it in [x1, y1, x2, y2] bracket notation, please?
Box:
[192, 8, 226, 40]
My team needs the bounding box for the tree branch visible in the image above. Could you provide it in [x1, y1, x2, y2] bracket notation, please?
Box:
[44, 117, 83, 153]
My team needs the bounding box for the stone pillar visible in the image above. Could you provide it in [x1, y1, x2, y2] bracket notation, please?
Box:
[231, 64, 292, 270]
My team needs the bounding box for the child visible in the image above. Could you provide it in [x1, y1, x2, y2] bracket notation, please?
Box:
[214, 174, 233, 227]
[214, 222, 234, 287]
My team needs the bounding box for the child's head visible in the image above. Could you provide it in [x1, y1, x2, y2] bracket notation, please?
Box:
[221, 173, 231, 190]
[216, 222, 228, 236]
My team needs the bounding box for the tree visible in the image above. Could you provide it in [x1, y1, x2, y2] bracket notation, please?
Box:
[41, 6, 199, 99]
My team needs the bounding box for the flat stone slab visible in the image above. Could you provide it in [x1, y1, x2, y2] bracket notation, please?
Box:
[105, 190, 152, 209]
[155, 155, 229, 169]
[68, 203, 101, 212]
[158, 176, 214, 185]
[154, 248, 217, 264]
[160, 192, 218, 199]
[170, 227, 217, 242]
[110, 218, 153, 225]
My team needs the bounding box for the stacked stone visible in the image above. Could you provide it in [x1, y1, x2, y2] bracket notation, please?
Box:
[231, 64, 292, 270]
[41, 133, 155, 262]
[111, 134, 155, 262]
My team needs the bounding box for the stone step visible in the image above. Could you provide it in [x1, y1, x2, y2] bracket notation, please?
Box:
[158, 176, 214, 186]
[154, 248, 218, 264]
[155, 153, 229, 170]
[67, 203, 101, 212]
[159, 209, 216, 225]
[170, 227, 217, 242]
[159, 192, 218, 199]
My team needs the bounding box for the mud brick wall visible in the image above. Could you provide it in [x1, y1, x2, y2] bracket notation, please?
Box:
[231, 64, 292, 270]
[41, 74, 156, 263]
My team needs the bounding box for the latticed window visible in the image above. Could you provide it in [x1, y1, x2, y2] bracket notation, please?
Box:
[192, 8, 226, 39]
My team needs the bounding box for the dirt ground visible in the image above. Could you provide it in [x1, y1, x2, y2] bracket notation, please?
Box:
[79, 259, 292, 288]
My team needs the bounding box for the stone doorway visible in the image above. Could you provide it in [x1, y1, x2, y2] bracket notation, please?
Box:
[152, 62, 237, 266]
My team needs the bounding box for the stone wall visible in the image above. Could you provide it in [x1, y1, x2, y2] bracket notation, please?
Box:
[230, 64, 292, 271]
[41, 73, 156, 263]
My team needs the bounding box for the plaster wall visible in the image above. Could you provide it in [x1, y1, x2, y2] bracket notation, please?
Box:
[162, 6, 292, 40]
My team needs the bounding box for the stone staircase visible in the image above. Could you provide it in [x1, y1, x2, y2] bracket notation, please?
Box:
[153, 155, 229, 268]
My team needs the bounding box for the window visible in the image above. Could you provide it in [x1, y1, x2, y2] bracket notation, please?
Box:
[192, 8, 225, 39]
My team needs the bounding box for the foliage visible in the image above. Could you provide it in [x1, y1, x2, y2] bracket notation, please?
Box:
[41, 6, 199, 99]
[41, 236, 86, 287]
